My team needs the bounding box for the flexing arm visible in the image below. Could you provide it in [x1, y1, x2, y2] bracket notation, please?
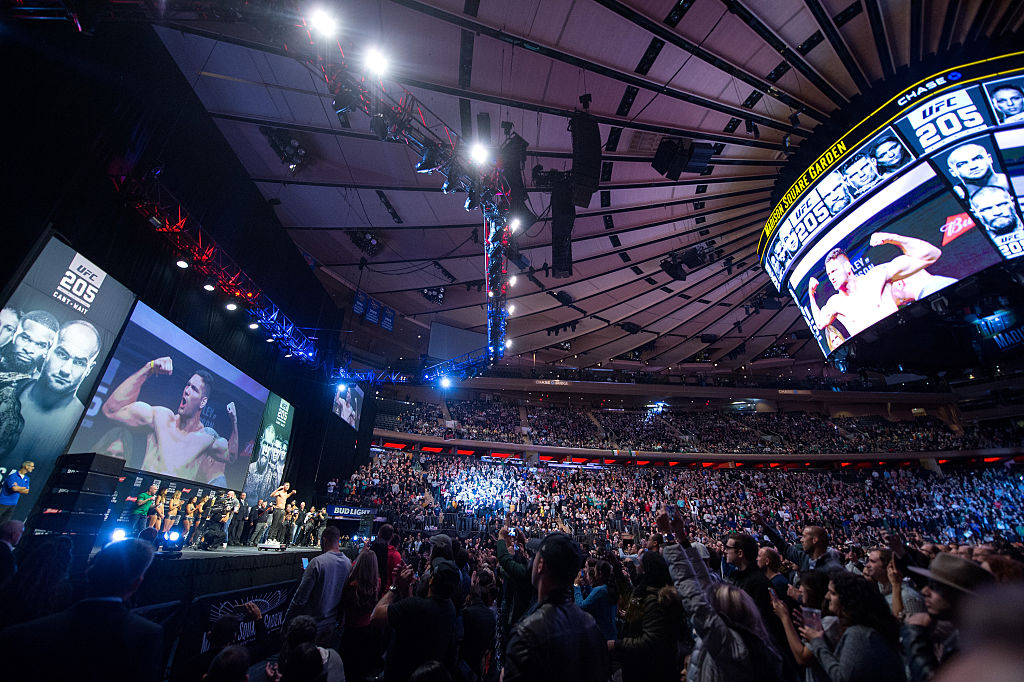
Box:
[204, 402, 239, 463]
[873, 232, 940, 283]
[808, 278, 838, 329]
[102, 357, 172, 427]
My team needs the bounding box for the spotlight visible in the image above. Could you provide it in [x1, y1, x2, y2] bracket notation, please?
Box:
[509, 275, 517, 287]
[265, 337, 274, 343]
[505, 339, 512, 349]
[440, 376, 452, 389]
[285, 352, 293, 358]
[310, 9, 338, 37]
[366, 47, 388, 76]
[509, 218, 521, 233]
[167, 531, 180, 542]
[225, 302, 238, 311]
[110, 529, 127, 543]
[249, 323, 260, 330]
[488, 290, 494, 297]
[162, 530, 185, 553]
[441, 163, 462, 193]
[469, 143, 488, 165]
[176, 259, 189, 269]
[203, 283, 216, 292]
[508, 303, 515, 314]
[416, 144, 441, 173]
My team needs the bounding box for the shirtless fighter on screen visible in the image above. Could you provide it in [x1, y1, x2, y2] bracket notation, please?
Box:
[809, 232, 941, 339]
[102, 357, 238, 484]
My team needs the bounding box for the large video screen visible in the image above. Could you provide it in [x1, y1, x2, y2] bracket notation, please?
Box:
[332, 382, 364, 431]
[759, 55, 1024, 355]
[0, 237, 135, 520]
[242, 392, 294, 504]
[67, 302, 269, 490]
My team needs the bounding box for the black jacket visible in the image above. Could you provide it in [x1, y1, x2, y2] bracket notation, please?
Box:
[503, 588, 609, 682]
[617, 584, 683, 682]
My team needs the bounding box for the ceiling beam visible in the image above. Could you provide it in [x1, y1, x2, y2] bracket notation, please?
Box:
[718, 0, 848, 107]
[864, 0, 895, 80]
[938, 0, 961, 53]
[589, 0, 830, 121]
[387, 0, 811, 135]
[801, 0, 870, 93]
[910, 0, 923, 65]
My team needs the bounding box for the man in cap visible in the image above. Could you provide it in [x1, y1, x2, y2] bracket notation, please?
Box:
[901, 552, 996, 681]
[371, 555, 460, 681]
[502, 532, 609, 682]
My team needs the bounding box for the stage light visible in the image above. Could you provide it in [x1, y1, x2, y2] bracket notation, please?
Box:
[488, 290, 494, 297]
[203, 283, 216, 292]
[509, 218, 521, 233]
[505, 339, 512, 349]
[110, 529, 127, 543]
[176, 259, 189, 269]
[440, 376, 452, 389]
[507, 303, 515, 314]
[285, 352, 293, 358]
[249, 322, 260, 330]
[266, 337, 274, 343]
[469, 143, 488, 165]
[167, 531, 180, 542]
[509, 275, 517, 287]
[416, 144, 441, 173]
[225, 302, 238, 311]
[310, 9, 338, 37]
[366, 47, 388, 76]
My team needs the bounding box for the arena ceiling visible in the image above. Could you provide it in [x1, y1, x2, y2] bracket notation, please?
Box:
[151, 0, 1024, 375]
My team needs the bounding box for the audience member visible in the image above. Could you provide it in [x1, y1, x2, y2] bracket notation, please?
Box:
[0, 519, 23, 584]
[284, 525, 351, 646]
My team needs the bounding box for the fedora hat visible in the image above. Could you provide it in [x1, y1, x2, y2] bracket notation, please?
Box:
[908, 552, 994, 595]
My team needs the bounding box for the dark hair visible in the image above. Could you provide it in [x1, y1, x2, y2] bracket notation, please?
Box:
[729, 532, 759, 564]
[594, 559, 619, 602]
[409, 660, 452, 682]
[871, 136, 905, 164]
[830, 571, 900, 646]
[841, 152, 873, 173]
[378, 523, 394, 542]
[20, 309, 59, 334]
[321, 525, 341, 546]
[344, 549, 380, 613]
[279, 641, 324, 682]
[209, 614, 240, 647]
[640, 550, 672, 590]
[193, 369, 214, 399]
[0, 535, 72, 628]
[88, 538, 154, 597]
[204, 645, 250, 682]
[538, 532, 583, 589]
[799, 570, 831, 610]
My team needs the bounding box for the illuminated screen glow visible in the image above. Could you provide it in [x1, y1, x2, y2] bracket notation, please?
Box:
[67, 302, 269, 491]
[332, 382, 364, 431]
[760, 55, 1024, 355]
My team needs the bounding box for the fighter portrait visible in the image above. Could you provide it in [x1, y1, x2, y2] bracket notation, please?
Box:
[985, 78, 1024, 125]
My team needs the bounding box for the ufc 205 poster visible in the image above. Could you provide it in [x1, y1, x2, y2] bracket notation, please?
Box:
[0, 237, 135, 520]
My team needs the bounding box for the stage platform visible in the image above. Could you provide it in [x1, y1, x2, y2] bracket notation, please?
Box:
[133, 544, 320, 608]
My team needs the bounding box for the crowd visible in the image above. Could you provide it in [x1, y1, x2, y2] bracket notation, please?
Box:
[375, 397, 1024, 455]
[1, 446, 1024, 682]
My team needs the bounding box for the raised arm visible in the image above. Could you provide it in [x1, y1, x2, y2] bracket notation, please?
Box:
[102, 357, 172, 427]
[873, 232, 940, 283]
[204, 402, 239, 463]
[808, 278, 838, 330]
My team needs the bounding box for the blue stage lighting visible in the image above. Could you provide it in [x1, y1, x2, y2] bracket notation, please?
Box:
[110, 529, 127, 543]
[440, 377, 452, 389]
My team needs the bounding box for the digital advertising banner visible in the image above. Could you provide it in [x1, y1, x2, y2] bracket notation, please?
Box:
[0, 237, 135, 519]
[242, 392, 294, 504]
[66, 302, 269, 490]
[758, 53, 1024, 355]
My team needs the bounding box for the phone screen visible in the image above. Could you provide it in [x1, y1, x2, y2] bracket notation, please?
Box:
[301, 558, 310, 570]
[801, 607, 823, 631]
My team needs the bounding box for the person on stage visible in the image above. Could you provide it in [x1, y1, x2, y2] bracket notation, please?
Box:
[269, 482, 297, 544]
[163, 490, 183, 533]
[102, 357, 237, 485]
[0, 461, 33, 524]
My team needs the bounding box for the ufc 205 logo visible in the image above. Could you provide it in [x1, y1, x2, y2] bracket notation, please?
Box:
[58, 270, 99, 304]
[54, 252, 108, 312]
[908, 90, 985, 151]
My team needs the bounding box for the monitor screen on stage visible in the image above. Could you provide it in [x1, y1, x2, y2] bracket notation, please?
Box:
[242, 392, 294, 504]
[0, 237, 136, 520]
[66, 302, 269, 490]
[332, 382, 363, 431]
[760, 55, 1024, 356]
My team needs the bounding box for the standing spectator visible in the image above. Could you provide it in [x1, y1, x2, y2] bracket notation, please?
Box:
[574, 559, 619, 641]
[202, 645, 250, 682]
[659, 512, 787, 681]
[461, 568, 498, 680]
[371, 558, 460, 682]
[862, 547, 925, 619]
[0, 519, 23, 585]
[0, 535, 74, 632]
[502, 532, 609, 682]
[753, 512, 843, 573]
[340, 549, 383, 682]
[495, 526, 534, 648]
[131, 483, 157, 536]
[612, 550, 682, 682]
[902, 553, 995, 682]
[3, 538, 164, 681]
[221, 491, 239, 540]
[284, 525, 351, 646]
[371, 523, 403, 595]
[799, 571, 905, 682]
[758, 547, 791, 598]
[0, 460, 33, 523]
[241, 499, 262, 545]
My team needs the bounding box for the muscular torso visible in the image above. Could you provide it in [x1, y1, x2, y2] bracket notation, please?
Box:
[142, 407, 218, 481]
[272, 489, 289, 509]
[826, 269, 897, 337]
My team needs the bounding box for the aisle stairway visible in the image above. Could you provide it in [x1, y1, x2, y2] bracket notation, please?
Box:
[519, 404, 533, 445]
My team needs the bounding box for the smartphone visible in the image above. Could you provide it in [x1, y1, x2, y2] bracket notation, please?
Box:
[666, 504, 677, 520]
[301, 557, 310, 570]
[768, 586, 777, 600]
[801, 607, 823, 632]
